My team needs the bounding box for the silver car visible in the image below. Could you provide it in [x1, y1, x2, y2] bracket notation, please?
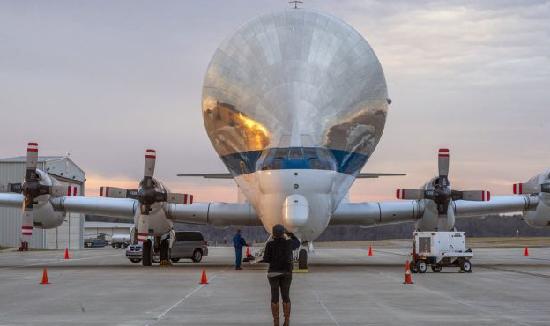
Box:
[169, 231, 208, 263]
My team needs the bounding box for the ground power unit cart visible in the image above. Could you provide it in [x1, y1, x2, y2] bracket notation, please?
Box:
[411, 231, 473, 273]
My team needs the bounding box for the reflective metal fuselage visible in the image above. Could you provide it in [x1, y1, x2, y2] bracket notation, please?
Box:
[202, 9, 388, 240]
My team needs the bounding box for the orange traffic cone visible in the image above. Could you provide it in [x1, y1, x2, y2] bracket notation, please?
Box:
[403, 260, 414, 285]
[64, 248, 70, 260]
[524, 247, 529, 257]
[368, 245, 373, 256]
[199, 270, 208, 285]
[40, 268, 50, 285]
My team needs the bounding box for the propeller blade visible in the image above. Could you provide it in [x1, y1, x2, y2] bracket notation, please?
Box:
[438, 148, 450, 177]
[144, 149, 156, 178]
[396, 189, 425, 200]
[136, 215, 149, 243]
[21, 207, 34, 242]
[513, 182, 540, 195]
[166, 193, 193, 204]
[26, 142, 38, 171]
[99, 186, 129, 198]
[542, 183, 550, 193]
[458, 190, 491, 202]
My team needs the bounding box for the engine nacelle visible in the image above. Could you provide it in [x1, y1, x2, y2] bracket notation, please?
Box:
[415, 200, 456, 231]
[523, 193, 550, 228]
[33, 200, 66, 229]
[134, 202, 173, 237]
[33, 169, 66, 229]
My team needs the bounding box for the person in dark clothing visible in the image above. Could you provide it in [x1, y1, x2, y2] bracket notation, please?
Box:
[233, 229, 248, 270]
[262, 224, 298, 326]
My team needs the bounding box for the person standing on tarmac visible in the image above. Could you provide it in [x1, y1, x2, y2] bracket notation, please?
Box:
[262, 224, 299, 326]
[233, 229, 248, 270]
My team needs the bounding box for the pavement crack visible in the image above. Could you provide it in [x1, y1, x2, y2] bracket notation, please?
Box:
[146, 270, 225, 326]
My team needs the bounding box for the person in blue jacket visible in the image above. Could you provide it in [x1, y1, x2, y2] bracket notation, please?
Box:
[233, 229, 248, 270]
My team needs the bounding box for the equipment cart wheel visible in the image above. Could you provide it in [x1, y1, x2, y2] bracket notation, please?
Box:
[416, 260, 428, 273]
[431, 265, 442, 272]
[410, 261, 418, 273]
[298, 249, 308, 270]
[460, 260, 472, 273]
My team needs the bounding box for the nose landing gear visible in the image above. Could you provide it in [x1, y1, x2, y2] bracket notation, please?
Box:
[295, 241, 311, 271]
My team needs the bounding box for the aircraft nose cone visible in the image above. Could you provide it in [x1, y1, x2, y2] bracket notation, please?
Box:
[283, 194, 309, 230]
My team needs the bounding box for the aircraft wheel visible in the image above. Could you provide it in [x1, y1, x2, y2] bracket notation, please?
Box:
[160, 239, 170, 262]
[298, 249, 308, 270]
[142, 239, 152, 266]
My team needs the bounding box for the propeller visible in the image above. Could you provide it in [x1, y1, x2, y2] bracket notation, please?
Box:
[397, 148, 490, 215]
[99, 149, 193, 243]
[0, 143, 67, 250]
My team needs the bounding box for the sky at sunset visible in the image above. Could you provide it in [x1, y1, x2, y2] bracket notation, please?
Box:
[1, 0, 549, 202]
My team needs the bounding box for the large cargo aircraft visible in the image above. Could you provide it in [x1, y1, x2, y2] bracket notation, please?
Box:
[1, 9, 548, 268]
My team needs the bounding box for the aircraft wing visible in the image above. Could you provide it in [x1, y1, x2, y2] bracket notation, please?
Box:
[331, 195, 539, 227]
[0, 193, 258, 226]
[164, 202, 260, 226]
[0, 193, 24, 208]
[177, 173, 233, 179]
[176, 173, 405, 179]
[355, 173, 406, 178]
[50, 196, 138, 219]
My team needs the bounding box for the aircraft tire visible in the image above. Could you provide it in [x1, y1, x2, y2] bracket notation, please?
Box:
[143, 239, 152, 266]
[160, 239, 170, 262]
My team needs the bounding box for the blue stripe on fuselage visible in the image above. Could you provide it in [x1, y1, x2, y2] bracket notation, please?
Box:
[220, 147, 368, 176]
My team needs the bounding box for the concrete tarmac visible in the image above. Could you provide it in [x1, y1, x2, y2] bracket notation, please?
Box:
[0, 244, 549, 326]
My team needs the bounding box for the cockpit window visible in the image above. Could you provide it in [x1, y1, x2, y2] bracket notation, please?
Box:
[288, 147, 303, 159]
[256, 147, 336, 172]
[274, 148, 288, 159]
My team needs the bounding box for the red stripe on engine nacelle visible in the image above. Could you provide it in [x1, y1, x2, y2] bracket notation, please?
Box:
[189, 195, 193, 204]
[73, 186, 77, 196]
[21, 225, 33, 230]
[27, 149, 38, 152]
[145, 155, 156, 159]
